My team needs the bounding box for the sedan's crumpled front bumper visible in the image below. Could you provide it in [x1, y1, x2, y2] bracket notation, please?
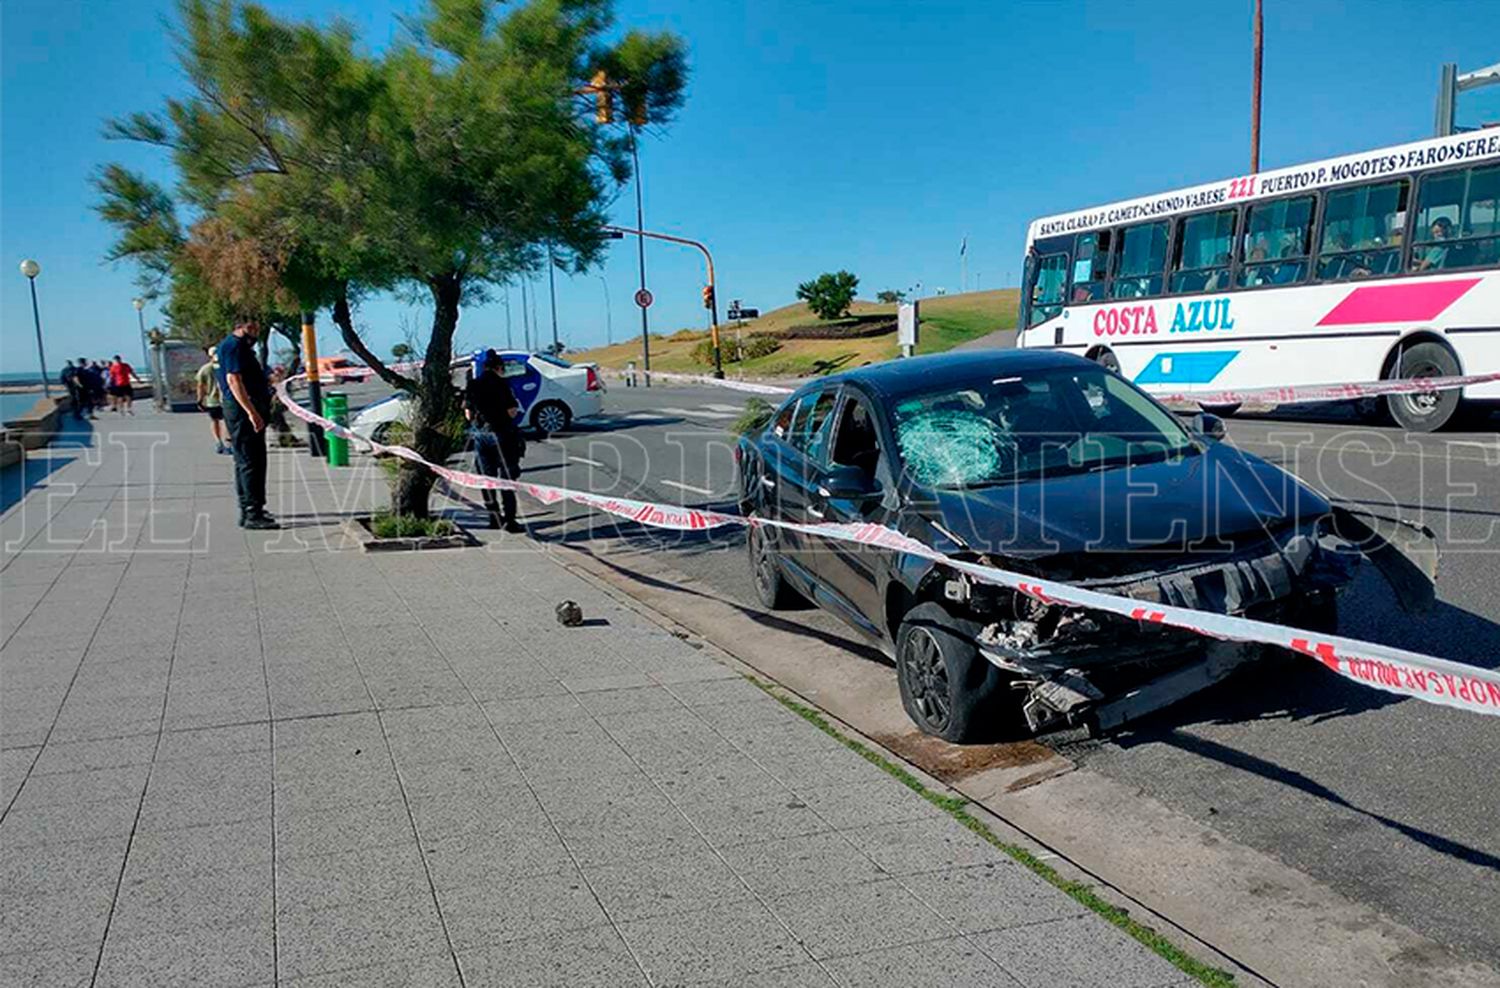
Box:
[966, 520, 1361, 734]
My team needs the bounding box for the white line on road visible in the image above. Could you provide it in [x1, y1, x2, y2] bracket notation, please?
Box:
[703, 403, 745, 412]
[659, 407, 739, 420]
[660, 479, 715, 496]
[568, 455, 606, 468]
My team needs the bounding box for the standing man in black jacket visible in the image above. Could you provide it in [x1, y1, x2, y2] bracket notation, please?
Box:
[464, 350, 526, 532]
[217, 317, 279, 530]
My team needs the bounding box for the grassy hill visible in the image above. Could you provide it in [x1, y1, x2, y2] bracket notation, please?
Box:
[572, 288, 1018, 378]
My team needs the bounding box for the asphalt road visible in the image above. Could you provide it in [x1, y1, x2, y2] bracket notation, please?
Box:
[345, 375, 1500, 972]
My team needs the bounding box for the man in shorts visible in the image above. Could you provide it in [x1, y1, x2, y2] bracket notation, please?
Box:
[196, 346, 228, 454]
[107, 355, 135, 414]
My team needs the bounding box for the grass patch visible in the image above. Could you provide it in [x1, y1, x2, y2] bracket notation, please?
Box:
[745, 677, 1237, 988]
[369, 511, 456, 539]
[730, 397, 775, 437]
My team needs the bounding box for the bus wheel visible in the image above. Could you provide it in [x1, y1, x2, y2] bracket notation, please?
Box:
[1385, 342, 1460, 432]
[1198, 402, 1241, 417]
[1090, 348, 1120, 374]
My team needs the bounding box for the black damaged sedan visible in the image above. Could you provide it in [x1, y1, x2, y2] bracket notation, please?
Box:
[736, 350, 1371, 742]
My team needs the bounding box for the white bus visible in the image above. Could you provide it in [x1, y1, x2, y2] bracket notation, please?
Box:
[1018, 130, 1500, 430]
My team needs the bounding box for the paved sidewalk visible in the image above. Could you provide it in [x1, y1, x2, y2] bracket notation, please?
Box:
[1, 410, 1195, 987]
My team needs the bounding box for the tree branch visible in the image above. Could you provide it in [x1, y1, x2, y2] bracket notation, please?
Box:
[331, 287, 416, 393]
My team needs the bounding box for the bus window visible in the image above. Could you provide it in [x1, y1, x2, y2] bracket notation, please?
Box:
[1412, 163, 1500, 272]
[1071, 231, 1112, 301]
[1028, 252, 1069, 326]
[1170, 209, 1237, 294]
[1238, 195, 1314, 288]
[1317, 179, 1408, 281]
[1110, 221, 1168, 299]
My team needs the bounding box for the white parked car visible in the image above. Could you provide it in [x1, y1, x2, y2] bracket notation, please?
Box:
[349, 350, 605, 443]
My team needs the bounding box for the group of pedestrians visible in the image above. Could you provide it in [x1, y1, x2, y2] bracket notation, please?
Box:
[59, 355, 135, 420]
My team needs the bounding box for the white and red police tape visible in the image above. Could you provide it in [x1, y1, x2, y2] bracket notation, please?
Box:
[276, 370, 1500, 717]
[629, 368, 1500, 408]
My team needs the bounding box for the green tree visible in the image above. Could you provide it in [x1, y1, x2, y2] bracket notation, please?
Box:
[875, 289, 906, 305]
[99, 0, 688, 517]
[796, 270, 859, 321]
[391, 342, 414, 361]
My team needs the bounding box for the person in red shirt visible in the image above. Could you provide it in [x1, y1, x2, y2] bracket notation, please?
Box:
[107, 355, 135, 415]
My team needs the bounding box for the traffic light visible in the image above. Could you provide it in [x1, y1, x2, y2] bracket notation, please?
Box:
[592, 71, 612, 124]
[702, 285, 715, 310]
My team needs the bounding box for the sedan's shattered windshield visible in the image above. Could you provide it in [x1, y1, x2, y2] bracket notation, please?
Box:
[893, 367, 1197, 488]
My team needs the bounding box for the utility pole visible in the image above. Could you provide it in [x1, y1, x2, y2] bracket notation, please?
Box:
[546, 243, 560, 355]
[1250, 0, 1263, 172]
[630, 125, 651, 384]
[603, 224, 723, 377]
[1437, 61, 1500, 136]
[301, 310, 325, 457]
[599, 275, 613, 346]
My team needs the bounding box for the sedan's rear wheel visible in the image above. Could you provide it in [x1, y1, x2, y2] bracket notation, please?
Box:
[896, 602, 1014, 743]
[748, 524, 801, 609]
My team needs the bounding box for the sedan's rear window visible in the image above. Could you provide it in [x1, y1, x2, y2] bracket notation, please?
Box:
[892, 367, 1195, 488]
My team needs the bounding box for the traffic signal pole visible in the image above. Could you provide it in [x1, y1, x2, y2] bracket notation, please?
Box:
[603, 224, 723, 378]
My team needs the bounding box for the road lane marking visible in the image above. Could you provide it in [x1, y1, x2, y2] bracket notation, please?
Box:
[703, 403, 745, 412]
[568, 455, 606, 467]
[659, 407, 739, 420]
[660, 479, 715, 496]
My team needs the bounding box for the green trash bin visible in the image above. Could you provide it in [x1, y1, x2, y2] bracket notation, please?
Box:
[323, 392, 349, 467]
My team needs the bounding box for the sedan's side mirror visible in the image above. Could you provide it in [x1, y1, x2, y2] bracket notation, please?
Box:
[1194, 412, 1227, 442]
[819, 464, 879, 499]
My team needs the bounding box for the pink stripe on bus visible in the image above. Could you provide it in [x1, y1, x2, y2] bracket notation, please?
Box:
[1316, 278, 1481, 326]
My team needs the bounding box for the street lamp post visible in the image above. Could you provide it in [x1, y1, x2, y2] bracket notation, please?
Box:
[132, 297, 152, 384]
[546, 243, 561, 355]
[20, 260, 50, 398]
[629, 125, 651, 384]
[602, 225, 723, 378]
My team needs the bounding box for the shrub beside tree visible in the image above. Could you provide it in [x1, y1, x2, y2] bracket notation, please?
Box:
[796, 270, 859, 321]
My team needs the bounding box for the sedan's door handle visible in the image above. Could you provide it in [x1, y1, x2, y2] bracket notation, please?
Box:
[808, 505, 825, 519]
[760, 477, 776, 490]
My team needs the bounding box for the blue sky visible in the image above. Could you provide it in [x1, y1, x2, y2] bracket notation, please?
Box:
[3, 0, 1498, 374]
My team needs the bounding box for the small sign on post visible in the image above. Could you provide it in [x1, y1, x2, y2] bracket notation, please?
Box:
[897, 301, 919, 357]
[634, 288, 654, 309]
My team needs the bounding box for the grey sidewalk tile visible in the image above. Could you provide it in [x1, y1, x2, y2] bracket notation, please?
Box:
[971, 915, 1186, 988]
[665, 676, 769, 708]
[280, 953, 461, 988]
[679, 789, 830, 848]
[155, 723, 269, 762]
[381, 703, 492, 737]
[0, 884, 114, 953]
[584, 845, 752, 922]
[770, 878, 958, 961]
[574, 684, 686, 718]
[457, 924, 647, 988]
[560, 672, 657, 694]
[0, 942, 99, 988]
[561, 809, 711, 868]
[407, 784, 549, 843]
[718, 831, 887, 899]
[0, 835, 128, 899]
[902, 862, 1089, 935]
[275, 766, 406, 817]
[480, 693, 587, 727]
[136, 775, 271, 833]
[400, 756, 524, 800]
[842, 816, 1012, 877]
[680, 963, 839, 988]
[438, 865, 607, 949]
[275, 843, 431, 914]
[125, 818, 272, 877]
[532, 774, 671, 828]
[745, 746, 883, 792]
[421, 827, 575, 894]
[387, 726, 508, 770]
[276, 894, 448, 979]
[109, 862, 272, 938]
[793, 779, 947, 831]
[28, 734, 157, 776]
[0, 795, 141, 848]
[94, 916, 273, 988]
[649, 752, 785, 803]
[821, 938, 1022, 988]
[274, 799, 415, 860]
[617, 897, 807, 986]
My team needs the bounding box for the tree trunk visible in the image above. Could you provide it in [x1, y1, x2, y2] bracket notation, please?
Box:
[389, 273, 463, 518]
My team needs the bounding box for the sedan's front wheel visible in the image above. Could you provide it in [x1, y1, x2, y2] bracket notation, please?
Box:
[532, 400, 571, 436]
[896, 602, 1013, 743]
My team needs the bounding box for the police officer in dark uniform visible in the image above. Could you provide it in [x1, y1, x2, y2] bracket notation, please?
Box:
[464, 349, 526, 532]
[217, 317, 278, 530]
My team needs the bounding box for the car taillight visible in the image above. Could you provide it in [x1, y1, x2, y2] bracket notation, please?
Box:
[585, 367, 602, 392]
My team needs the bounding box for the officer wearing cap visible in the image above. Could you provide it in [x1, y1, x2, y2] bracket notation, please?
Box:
[464, 349, 526, 532]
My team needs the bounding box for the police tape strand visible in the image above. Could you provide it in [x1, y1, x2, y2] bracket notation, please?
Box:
[274, 373, 1500, 718]
[629, 368, 1500, 408]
